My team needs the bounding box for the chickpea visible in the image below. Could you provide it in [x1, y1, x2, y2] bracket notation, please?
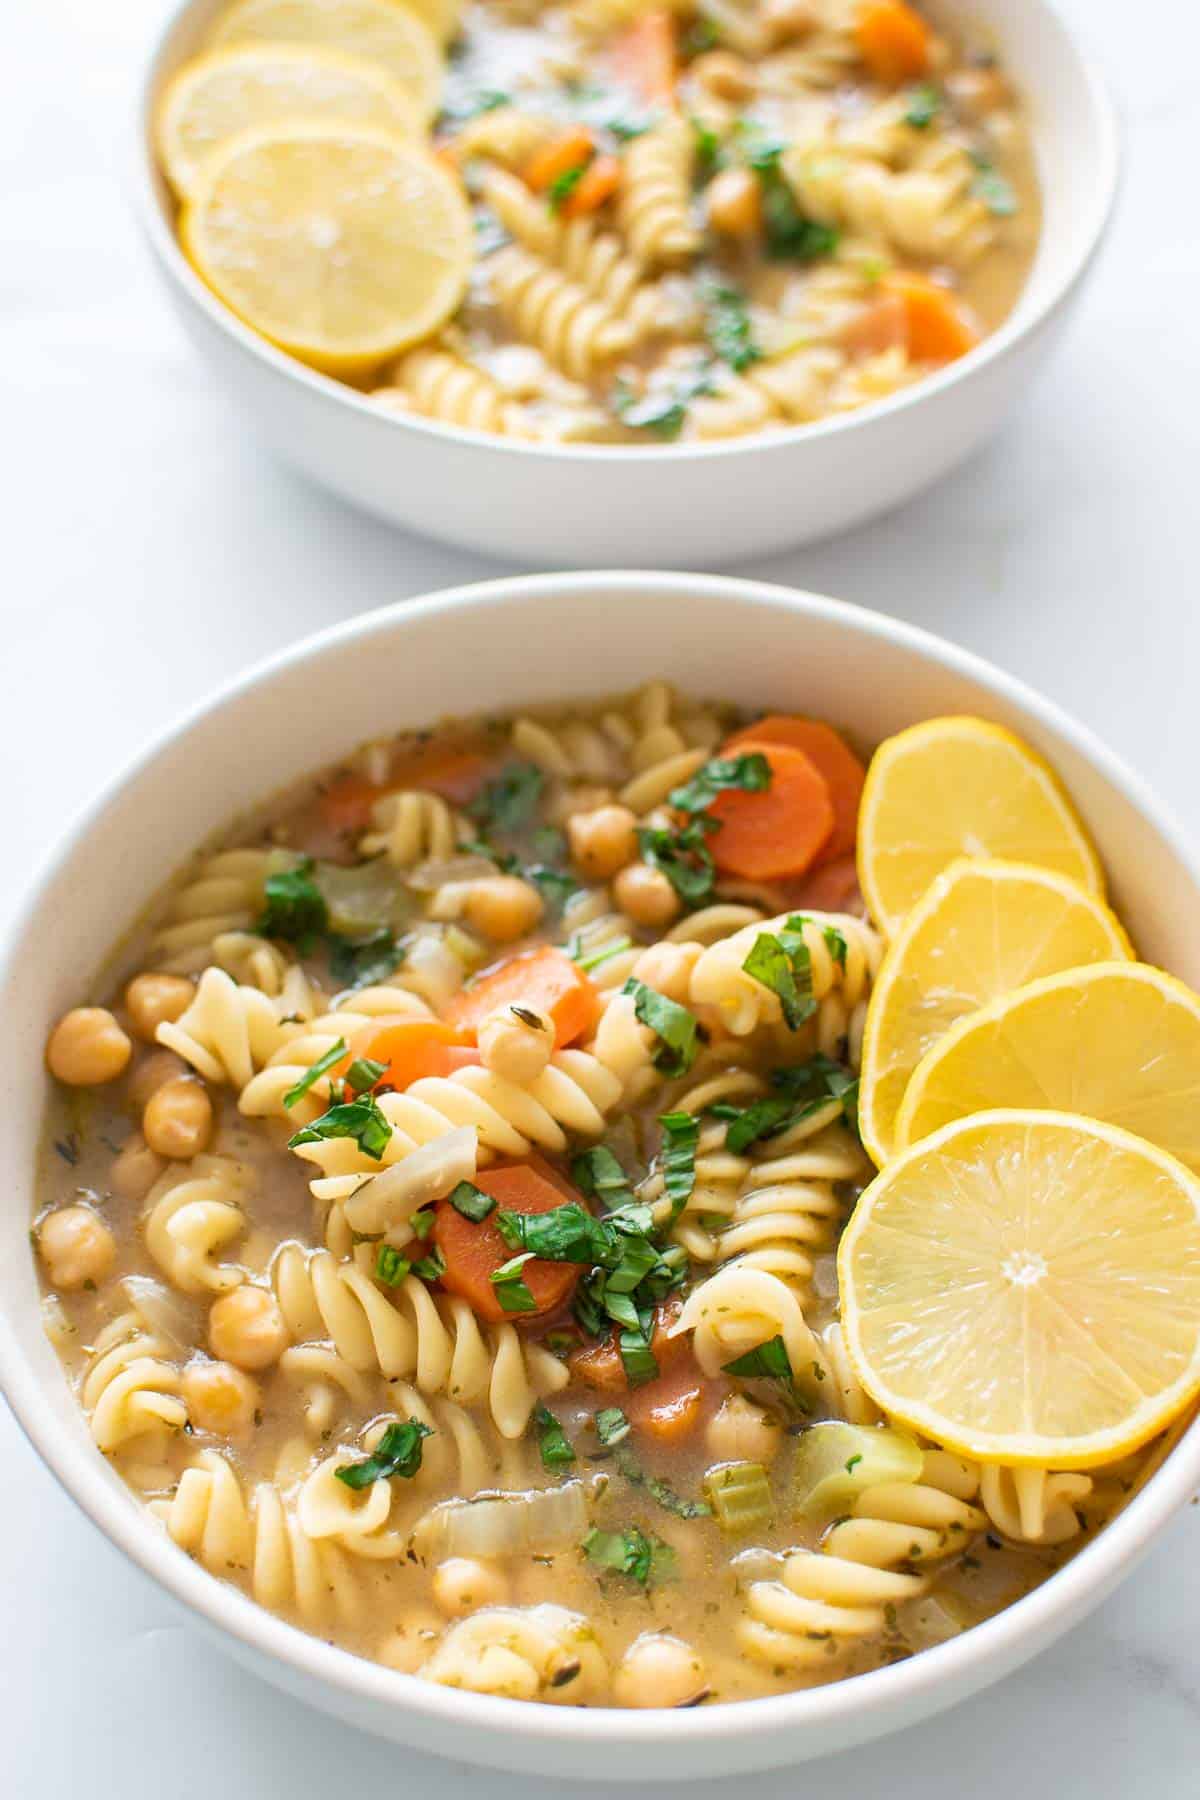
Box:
[46, 1008, 131, 1087]
[377, 1611, 444, 1673]
[463, 875, 544, 944]
[566, 804, 639, 881]
[613, 862, 682, 930]
[613, 1634, 709, 1709]
[631, 941, 701, 1004]
[126, 1048, 188, 1111]
[124, 973, 195, 1042]
[762, 0, 814, 44]
[38, 1206, 116, 1290]
[182, 1358, 261, 1437]
[706, 166, 763, 240]
[109, 1134, 167, 1204]
[478, 1005, 555, 1085]
[208, 1285, 289, 1371]
[705, 1393, 783, 1466]
[432, 1557, 511, 1618]
[691, 49, 756, 103]
[143, 1076, 214, 1160]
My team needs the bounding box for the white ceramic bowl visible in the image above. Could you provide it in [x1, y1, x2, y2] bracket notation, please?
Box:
[2, 572, 1193, 1778]
[132, 1, 1118, 567]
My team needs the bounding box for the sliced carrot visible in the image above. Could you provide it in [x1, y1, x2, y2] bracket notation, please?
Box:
[318, 774, 387, 836]
[346, 1018, 481, 1090]
[444, 944, 600, 1048]
[885, 271, 980, 363]
[840, 289, 908, 357]
[561, 153, 621, 220]
[317, 748, 488, 834]
[855, 0, 931, 83]
[788, 852, 863, 915]
[433, 1162, 582, 1323]
[625, 1357, 709, 1444]
[609, 10, 678, 105]
[523, 127, 596, 193]
[724, 717, 866, 865]
[568, 1302, 687, 1394]
[706, 740, 834, 883]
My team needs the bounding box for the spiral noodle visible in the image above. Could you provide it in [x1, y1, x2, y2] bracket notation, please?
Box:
[783, 139, 994, 269]
[270, 1247, 569, 1437]
[739, 1451, 987, 1668]
[156, 966, 307, 1088]
[563, 0, 689, 41]
[619, 119, 701, 268]
[673, 1264, 822, 1382]
[638, 1063, 762, 1254]
[714, 1119, 867, 1296]
[978, 1466, 1093, 1547]
[688, 909, 882, 1059]
[150, 848, 298, 974]
[421, 1604, 610, 1703]
[210, 930, 314, 1009]
[81, 1314, 187, 1452]
[481, 168, 668, 344]
[153, 1447, 366, 1625]
[143, 1157, 253, 1295]
[238, 985, 434, 1122]
[820, 1320, 881, 1425]
[382, 345, 534, 436]
[359, 788, 464, 867]
[448, 105, 557, 169]
[512, 681, 721, 789]
[486, 246, 635, 380]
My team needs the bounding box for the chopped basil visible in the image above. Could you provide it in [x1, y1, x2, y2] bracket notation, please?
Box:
[582, 1525, 678, 1587]
[904, 82, 942, 128]
[568, 930, 634, 974]
[618, 1321, 659, 1387]
[637, 816, 719, 907]
[669, 751, 771, 813]
[614, 1447, 711, 1518]
[257, 859, 329, 946]
[702, 283, 763, 374]
[572, 1145, 637, 1213]
[622, 979, 700, 1077]
[822, 923, 848, 969]
[468, 762, 545, 836]
[775, 1053, 859, 1127]
[594, 1405, 631, 1448]
[969, 152, 1017, 216]
[741, 916, 816, 1030]
[375, 1245, 411, 1286]
[437, 85, 510, 125]
[328, 927, 404, 991]
[283, 1037, 348, 1111]
[491, 1251, 538, 1313]
[449, 1180, 496, 1224]
[527, 865, 580, 911]
[412, 1245, 447, 1283]
[531, 826, 568, 863]
[658, 1111, 699, 1220]
[711, 1054, 859, 1149]
[288, 1093, 391, 1161]
[548, 159, 589, 213]
[334, 1419, 432, 1489]
[746, 141, 839, 261]
[345, 1056, 386, 1095]
[691, 113, 723, 179]
[496, 1201, 613, 1264]
[612, 364, 714, 440]
[533, 1403, 576, 1470]
[710, 1094, 800, 1153]
[722, 1333, 806, 1411]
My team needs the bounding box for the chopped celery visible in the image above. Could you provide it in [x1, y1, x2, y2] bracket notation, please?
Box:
[792, 1422, 923, 1517]
[903, 1591, 973, 1648]
[703, 1461, 773, 1535]
[314, 858, 411, 936]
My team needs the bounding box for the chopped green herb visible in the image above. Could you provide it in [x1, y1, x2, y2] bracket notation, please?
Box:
[846, 1454, 863, 1474]
[491, 1251, 538, 1313]
[572, 1145, 637, 1213]
[594, 1405, 631, 1448]
[334, 1419, 432, 1489]
[288, 1093, 391, 1161]
[637, 815, 719, 907]
[614, 1447, 710, 1518]
[710, 1094, 804, 1154]
[527, 865, 580, 911]
[438, 85, 510, 125]
[533, 1403, 576, 1470]
[670, 751, 771, 812]
[904, 82, 942, 128]
[612, 364, 714, 440]
[409, 1207, 435, 1238]
[375, 1245, 411, 1286]
[622, 979, 700, 1077]
[547, 159, 590, 213]
[702, 283, 763, 374]
[741, 916, 816, 1030]
[344, 1056, 386, 1096]
[531, 826, 568, 862]
[691, 113, 723, 180]
[328, 927, 403, 991]
[496, 1201, 614, 1265]
[568, 930, 634, 974]
[283, 1037, 348, 1111]
[722, 1333, 807, 1411]
[448, 1180, 496, 1224]
[468, 762, 545, 836]
[746, 140, 839, 262]
[257, 859, 328, 946]
[658, 1111, 699, 1221]
[969, 152, 1017, 216]
[412, 1245, 447, 1283]
[582, 1525, 677, 1587]
[618, 1321, 659, 1387]
[822, 923, 848, 968]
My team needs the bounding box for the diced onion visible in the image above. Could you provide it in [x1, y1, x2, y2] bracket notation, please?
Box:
[120, 1275, 198, 1347]
[407, 856, 497, 892]
[792, 1421, 923, 1517]
[417, 1481, 589, 1561]
[343, 1126, 477, 1235]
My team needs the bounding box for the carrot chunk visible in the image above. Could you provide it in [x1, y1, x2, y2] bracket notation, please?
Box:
[317, 748, 488, 834]
[561, 153, 621, 219]
[433, 1162, 582, 1323]
[855, 0, 931, 83]
[346, 1018, 481, 1089]
[724, 717, 866, 864]
[568, 1302, 688, 1393]
[609, 10, 678, 104]
[445, 945, 600, 1047]
[840, 290, 909, 357]
[885, 271, 980, 363]
[788, 852, 863, 915]
[523, 128, 596, 193]
[625, 1357, 709, 1443]
[706, 740, 834, 882]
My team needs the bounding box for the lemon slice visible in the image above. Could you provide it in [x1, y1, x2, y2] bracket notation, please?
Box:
[858, 859, 1132, 1166]
[895, 961, 1200, 1173]
[839, 1109, 1200, 1465]
[182, 121, 472, 372]
[857, 717, 1104, 938]
[156, 46, 423, 201]
[207, 0, 444, 122]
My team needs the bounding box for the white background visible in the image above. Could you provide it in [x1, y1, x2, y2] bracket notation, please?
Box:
[4, 2, 1199, 1793]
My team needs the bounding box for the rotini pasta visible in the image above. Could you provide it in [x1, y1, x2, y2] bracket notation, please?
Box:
[420, 1604, 610, 1702]
[618, 118, 702, 269]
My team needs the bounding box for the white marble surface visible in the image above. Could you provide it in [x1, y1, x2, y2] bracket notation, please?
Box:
[4, 1, 1200, 1791]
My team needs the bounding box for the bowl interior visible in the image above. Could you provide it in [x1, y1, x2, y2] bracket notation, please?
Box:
[2, 575, 1191, 1771]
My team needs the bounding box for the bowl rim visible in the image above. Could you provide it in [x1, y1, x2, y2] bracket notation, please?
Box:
[129, 0, 1121, 467]
[3, 568, 1199, 1755]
